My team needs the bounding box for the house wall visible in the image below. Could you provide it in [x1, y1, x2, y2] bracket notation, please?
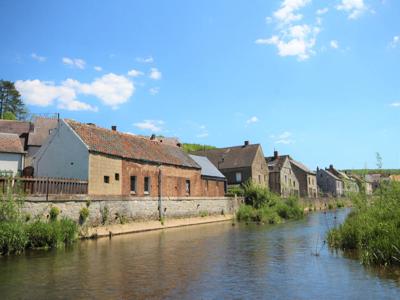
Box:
[268, 171, 281, 194]
[306, 174, 318, 198]
[122, 160, 203, 197]
[317, 169, 343, 197]
[221, 167, 251, 185]
[0, 152, 24, 175]
[201, 178, 226, 197]
[88, 153, 122, 195]
[291, 163, 318, 198]
[251, 147, 269, 187]
[279, 159, 299, 197]
[33, 120, 89, 180]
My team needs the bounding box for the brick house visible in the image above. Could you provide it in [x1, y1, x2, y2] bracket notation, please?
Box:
[289, 158, 318, 198]
[191, 141, 268, 187]
[316, 167, 344, 197]
[33, 120, 226, 197]
[265, 151, 299, 197]
[0, 117, 58, 166]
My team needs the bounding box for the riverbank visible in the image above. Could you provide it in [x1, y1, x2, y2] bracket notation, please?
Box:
[83, 214, 234, 238]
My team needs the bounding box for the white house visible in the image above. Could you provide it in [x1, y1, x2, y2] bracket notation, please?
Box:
[0, 133, 25, 176]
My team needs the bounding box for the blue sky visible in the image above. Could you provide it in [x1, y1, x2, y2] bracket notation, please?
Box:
[1, 0, 399, 170]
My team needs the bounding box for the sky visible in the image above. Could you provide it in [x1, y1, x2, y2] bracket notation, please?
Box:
[0, 0, 399, 170]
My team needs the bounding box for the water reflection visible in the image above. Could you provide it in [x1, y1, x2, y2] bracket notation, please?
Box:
[0, 210, 400, 299]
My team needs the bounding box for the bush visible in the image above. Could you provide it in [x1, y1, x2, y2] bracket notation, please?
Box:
[26, 220, 60, 248]
[58, 218, 78, 244]
[226, 186, 244, 197]
[79, 207, 89, 224]
[101, 206, 109, 225]
[0, 191, 24, 222]
[49, 206, 60, 222]
[0, 222, 28, 255]
[328, 181, 400, 266]
[243, 181, 280, 208]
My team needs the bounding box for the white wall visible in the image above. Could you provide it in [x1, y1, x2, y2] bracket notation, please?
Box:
[0, 153, 24, 175]
[33, 120, 89, 180]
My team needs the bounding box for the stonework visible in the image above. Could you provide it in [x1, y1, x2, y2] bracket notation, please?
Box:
[21, 196, 241, 226]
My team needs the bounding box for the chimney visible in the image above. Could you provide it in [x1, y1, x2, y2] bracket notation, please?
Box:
[244, 140, 249, 146]
[274, 150, 279, 159]
[111, 125, 117, 131]
[150, 134, 156, 140]
[329, 164, 333, 170]
[176, 142, 182, 148]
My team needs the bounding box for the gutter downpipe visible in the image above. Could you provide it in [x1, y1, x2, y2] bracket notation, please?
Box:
[158, 165, 163, 220]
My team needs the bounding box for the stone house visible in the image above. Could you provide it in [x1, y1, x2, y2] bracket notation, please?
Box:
[0, 117, 58, 166]
[289, 158, 318, 198]
[316, 167, 344, 197]
[0, 133, 25, 176]
[349, 174, 373, 195]
[33, 120, 226, 197]
[191, 141, 268, 187]
[265, 151, 299, 197]
[327, 165, 359, 194]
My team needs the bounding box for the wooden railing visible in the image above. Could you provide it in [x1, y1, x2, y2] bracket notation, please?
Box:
[0, 177, 88, 195]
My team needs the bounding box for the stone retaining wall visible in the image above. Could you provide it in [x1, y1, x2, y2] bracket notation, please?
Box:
[22, 195, 243, 226]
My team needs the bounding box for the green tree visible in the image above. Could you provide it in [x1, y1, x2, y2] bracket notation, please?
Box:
[0, 80, 27, 120]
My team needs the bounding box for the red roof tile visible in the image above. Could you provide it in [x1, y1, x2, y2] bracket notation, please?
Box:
[66, 120, 200, 169]
[0, 133, 25, 154]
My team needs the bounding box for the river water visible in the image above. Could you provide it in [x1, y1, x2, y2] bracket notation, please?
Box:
[0, 209, 400, 299]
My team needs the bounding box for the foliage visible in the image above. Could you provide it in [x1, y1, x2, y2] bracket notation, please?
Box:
[328, 182, 400, 266]
[344, 169, 400, 176]
[0, 222, 28, 255]
[226, 185, 245, 197]
[236, 182, 303, 224]
[182, 143, 216, 153]
[79, 207, 89, 224]
[0, 80, 27, 120]
[49, 206, 60, 222]
[101, 205, 109, 225]
[199, 211, 209, 217]
[115, 212, 128, 224]
[0, 191, 24, 222]
[2, 111, 16, 120]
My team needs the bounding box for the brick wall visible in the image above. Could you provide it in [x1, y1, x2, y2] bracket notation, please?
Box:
[201, 179, 225, 197]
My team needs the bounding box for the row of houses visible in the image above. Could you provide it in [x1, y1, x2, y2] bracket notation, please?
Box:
[0, 117, 386, 198]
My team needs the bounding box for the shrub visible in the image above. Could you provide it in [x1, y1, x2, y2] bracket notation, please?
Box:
[101, 206, 109, 225]
[79, 207, 89, 224]
[328, 203, 334, 210]
[58, 218, 78, 244]
[0, 191, 24, 222]
[199, 211, 209, 218]
[0, 222, 28, 255]
[115, 212, 128, 224]
[243, 181, 279, 208]
[49, 206, 60, 222]
[226, 186, 244, 197]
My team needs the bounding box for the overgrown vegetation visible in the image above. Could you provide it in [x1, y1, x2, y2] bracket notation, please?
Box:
[328, 181, 400, 266]
[79, 207, 89, 225]
[0, 188, 78, 255]
[345, 169, 400, 176]
[235, 181, 303, 224]
[182, 143, 216, 153]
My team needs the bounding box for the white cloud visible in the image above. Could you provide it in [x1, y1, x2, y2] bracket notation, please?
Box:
[94, 66, 102, 72]
[330, 40, 339, 49]
[149, 68, 162, 80]
[246, 116, 259, 124]
[133, 120, 164, 132]
[62, 57, 86, 69]
[272, 131, 295, 144]
[316, 7, 329, 15]
[15, 79, 97, 112]
[64, 73, 134, 109]
[390, 36, 400, 48]
[336, 0, 368, 19]
[196, 124, 208, 138]
[149, 87, 160, 95]
[273, 0, 311, 25]
[127, 69, 144, 77]
[256, 0, 319, 61]
[31, 53, 46, 62]
[16, 73, 134, 111]
[136, 56, 154, 63]
[196, 132, 209, 138]
[256, 24, 320, 61]
[390, 102, 400, 107]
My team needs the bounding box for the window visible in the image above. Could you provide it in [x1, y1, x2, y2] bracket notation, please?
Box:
[285, 175, 288, 184]
[235, 172, 242, 182]
[115, 173, 120, 181]
[293, 181, 296, 187]
[308, 177, 311, 185]
[144, 177, 150, 194]
[130, 176, 137, 193]
[185, 179, 191, 195]
[205, 180, 209, 192]
[258, 175, 261, 183]
[104, 176, 110, 184]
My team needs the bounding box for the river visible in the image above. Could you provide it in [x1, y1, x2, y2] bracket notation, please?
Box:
[0, 209, 400, 299]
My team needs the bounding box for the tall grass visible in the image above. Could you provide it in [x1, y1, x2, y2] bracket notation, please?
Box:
[0, 187, 78, 255]
[235, 181, 303, 224]
[328, 181, 400, 266]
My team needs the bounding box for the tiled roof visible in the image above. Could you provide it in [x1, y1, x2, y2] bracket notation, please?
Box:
[320, 169, 341, 181]
[189, 155, 226, 179]
[0, 120, 31, 136]
[66, 120, 200, 169]
[191, 144, 261, 169]
[0, 133, 25, 154]
[28, 118, 58, 146]
[290, 159, 315, 175]
[266, 155, 290, 172]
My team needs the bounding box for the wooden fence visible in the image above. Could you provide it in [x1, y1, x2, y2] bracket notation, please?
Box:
[0, 177, 88, 195]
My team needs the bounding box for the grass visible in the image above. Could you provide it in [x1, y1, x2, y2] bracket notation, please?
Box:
[182, 143, 216, 153]
[235, 181, 303, 224]
[328, 182, 400, 267]
[0, 188, 79, 255]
